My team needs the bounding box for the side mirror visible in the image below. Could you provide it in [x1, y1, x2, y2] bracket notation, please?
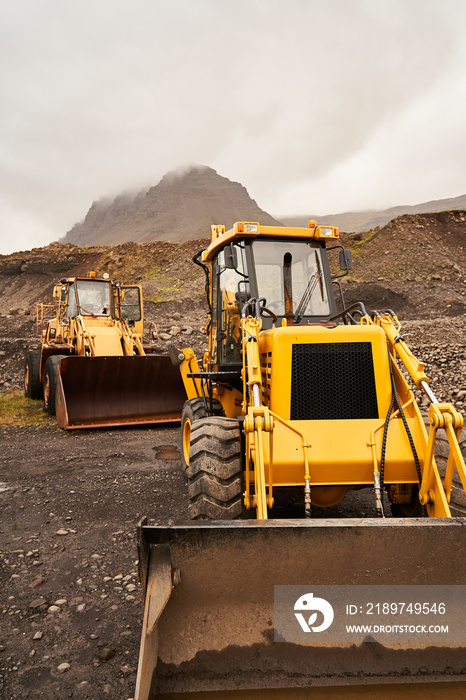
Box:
[339, 249, 353, 272]
[224, 244, 238, 270]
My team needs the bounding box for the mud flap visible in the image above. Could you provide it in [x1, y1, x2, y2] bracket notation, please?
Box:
[135, 519, 466, 699]
[55, 355, 186, 429]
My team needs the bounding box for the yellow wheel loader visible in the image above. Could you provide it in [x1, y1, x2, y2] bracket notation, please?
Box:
[24, 273, 186, 429]
[135, 222, 466, 699]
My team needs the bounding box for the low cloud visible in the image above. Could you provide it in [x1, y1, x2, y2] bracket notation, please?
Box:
[1, 0, 466, 253]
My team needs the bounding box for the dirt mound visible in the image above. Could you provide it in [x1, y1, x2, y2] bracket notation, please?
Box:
[0, 238, 209, 317]
[62, 166, 282, 246]
[340, 209, 466, 319]
[1, 209, 465, 402]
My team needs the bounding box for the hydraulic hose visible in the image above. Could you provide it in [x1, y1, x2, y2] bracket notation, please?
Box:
[380, 343, 426, 516]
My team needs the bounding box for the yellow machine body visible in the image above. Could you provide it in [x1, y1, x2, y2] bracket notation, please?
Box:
[254, 323, 420, 487]
[135, 222, 466, 699]
[173, 222, 465, 520]
[28, 275, 186, 428]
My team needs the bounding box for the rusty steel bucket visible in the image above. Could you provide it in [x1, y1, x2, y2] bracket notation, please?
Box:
[55, 355, 186, 429]
[135, 519, 466, 700]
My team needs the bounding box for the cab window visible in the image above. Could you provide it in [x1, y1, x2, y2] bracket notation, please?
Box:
[75, 280, 111, 316]
[251, 240, 330, 320]
[120, 287, 142, 322]
[217, 244, 247, 366]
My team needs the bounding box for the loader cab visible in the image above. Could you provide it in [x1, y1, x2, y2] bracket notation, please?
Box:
[65, 279, 112, 318]
[213, 236, 338, 369]
[117, 285, 144, 336]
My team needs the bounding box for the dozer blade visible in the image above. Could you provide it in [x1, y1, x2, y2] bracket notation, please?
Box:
[135, 519, 466, 700]
[55, 355, 186, 429]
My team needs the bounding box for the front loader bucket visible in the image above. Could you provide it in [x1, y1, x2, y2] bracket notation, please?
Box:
[135, 519, 466, 699]
[55, 355, 186, 429]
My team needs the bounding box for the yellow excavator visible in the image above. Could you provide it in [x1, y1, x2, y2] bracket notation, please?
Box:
[24, 272, 186, 428]
[135, 222, 466, 699]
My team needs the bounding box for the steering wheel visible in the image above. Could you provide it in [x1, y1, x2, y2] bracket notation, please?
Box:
[79, 304, 98, 316]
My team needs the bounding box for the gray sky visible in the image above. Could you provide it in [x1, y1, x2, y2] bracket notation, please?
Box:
[1, 0, 466, 254]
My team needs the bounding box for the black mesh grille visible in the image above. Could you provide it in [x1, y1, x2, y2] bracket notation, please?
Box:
[290, 342, 379, 420]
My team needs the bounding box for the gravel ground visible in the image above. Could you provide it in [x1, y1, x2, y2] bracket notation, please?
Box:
[0, 423, 189, 699]
[1, 216, 466, 698]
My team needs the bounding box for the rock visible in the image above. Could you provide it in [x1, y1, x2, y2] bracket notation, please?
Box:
[29, 598, 47, 609]
[57, 662, 71, 673]
[120, 664, 135, 676]
[99, 647, 116, 662]
[56, 529, 68, 536]
[33, 631, 43, 640]
[47, 605, 60, 613]
[29, 576, 44, 588]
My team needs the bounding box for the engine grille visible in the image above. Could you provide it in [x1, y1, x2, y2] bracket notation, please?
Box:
[290, 342, 379, 420]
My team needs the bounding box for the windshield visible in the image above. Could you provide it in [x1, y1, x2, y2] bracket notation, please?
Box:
[75, 280, 111, 316]
[215, 244, 248, 365]
[251, 240, 330, 320]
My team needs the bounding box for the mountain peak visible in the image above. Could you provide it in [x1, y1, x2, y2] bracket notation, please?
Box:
[62, 166, 281, 246]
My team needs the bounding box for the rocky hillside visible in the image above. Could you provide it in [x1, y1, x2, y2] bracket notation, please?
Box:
[282, 193, 466, 234]
[340, 209, 466, 319]
[62, 166, 281, 246]
[1, 210, 465, 413]
[0, 238, 209, 316]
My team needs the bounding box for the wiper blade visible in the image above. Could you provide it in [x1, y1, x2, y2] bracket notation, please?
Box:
[294, 272, 322, 323]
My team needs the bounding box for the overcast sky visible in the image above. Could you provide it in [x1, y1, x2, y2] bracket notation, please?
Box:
[1, 0, 466, 254]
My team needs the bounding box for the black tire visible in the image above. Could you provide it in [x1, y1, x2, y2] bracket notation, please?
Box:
[180, 397, 223, 472]
[187, 417, 243, 520]
[43, 355, 65, 415]
[433, 429, 466, 516]
[390, 485, 423, 517]
[24, 350, 42, 400]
